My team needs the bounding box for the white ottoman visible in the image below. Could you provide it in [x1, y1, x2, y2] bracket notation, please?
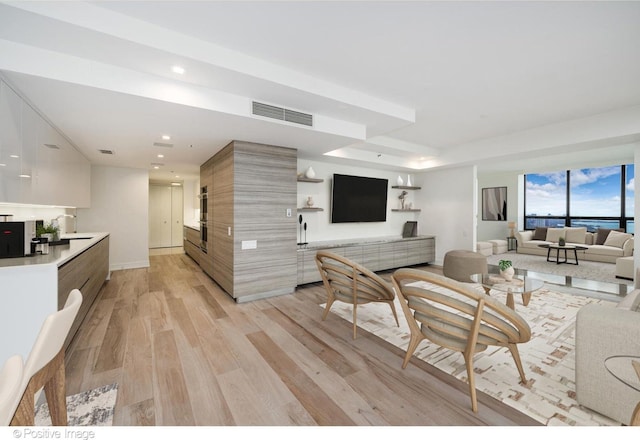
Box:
[476, 241, 493, 256]
[615, 256, 634, 280]
[487, 239, 508, 255]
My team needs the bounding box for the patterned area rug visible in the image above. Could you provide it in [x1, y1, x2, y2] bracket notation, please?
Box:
[324, 285, 622, 426]
[35, 383, 118, 426]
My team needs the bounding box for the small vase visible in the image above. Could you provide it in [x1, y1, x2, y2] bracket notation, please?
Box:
[500, 267, 515, 281]
[306, 196, 314, 207]
[305, 166, 316, 179]
[397, 175, 404, 186]
[406, 174, 412, 187]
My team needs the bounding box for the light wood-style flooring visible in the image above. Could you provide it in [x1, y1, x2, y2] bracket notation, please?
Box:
[64, 251, 541, 426]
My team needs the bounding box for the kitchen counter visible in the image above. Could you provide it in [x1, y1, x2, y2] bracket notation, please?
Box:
[0, 232, 110, 362]
[0, 232, 109, 268]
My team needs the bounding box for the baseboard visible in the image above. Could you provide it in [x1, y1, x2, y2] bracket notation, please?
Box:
[109, 260, 150, 271]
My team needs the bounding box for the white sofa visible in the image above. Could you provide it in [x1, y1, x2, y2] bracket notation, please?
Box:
[515, 226, 634, 263]
[576, 278, 640, 425]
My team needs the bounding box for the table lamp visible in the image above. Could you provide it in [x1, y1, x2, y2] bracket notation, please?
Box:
[508, 221, 516, 237]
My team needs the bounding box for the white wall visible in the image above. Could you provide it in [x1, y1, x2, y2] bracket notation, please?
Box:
[296, 159, 421, 243]
[477, 171, 520, 241]
[296, 158, 477, 267]
[77, 165, 149, 271]
[416, 165, 477, 265]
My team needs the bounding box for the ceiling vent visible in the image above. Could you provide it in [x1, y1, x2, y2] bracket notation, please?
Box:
[43, 144, 60, 150]
[252, 101, 313, 127]
[153, 142, 174, 148]
[98, 149, 114, 155]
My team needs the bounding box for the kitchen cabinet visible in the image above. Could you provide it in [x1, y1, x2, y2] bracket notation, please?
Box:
[0, 78, 90, 207]
[58, 235, 109, 350]
[183, 226, 202, 266]
[200, 141, 297, 303]
[297, 235, 436, 285]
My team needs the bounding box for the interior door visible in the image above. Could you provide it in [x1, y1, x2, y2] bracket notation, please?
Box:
[149, 185, 172, 248]
[171, 185, 184, 246]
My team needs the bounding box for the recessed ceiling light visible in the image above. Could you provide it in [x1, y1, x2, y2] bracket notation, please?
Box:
[10, 155, 19, 159]
[157, 154, 164, 158]
[153, 166, 160, 170]
[19, 174, 31, 178]
[0, 163, 5, 167]
[171, 182, 181, 186]
[171, 66, 185, 75]
[175, 175, 180, 178]
[162, 135, 171, 140]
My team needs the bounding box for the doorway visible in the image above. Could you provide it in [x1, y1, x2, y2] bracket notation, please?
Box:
[149, 183, 183, 249]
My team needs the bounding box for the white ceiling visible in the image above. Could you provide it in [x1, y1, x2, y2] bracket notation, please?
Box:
[1, 1, 640, 182]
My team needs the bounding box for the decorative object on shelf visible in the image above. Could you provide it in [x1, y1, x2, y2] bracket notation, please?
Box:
[407, 202, 413, 209]
[498, 259, 514, 281]
[508, 221, 517, 238]
[305, 196, 314, 208]
[396, 175, 404, 186]
[559, 237, 566, 246]
[406, 174, 412, 187]
[304, 166, 316, 179]
[398, 190, 409, 209]
[298, 214, 307, 246]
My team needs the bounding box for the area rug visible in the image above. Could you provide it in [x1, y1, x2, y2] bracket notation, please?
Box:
[486, 252, 632, 286]
[324, 286, 622, 426]
[35, 383, 118, 426]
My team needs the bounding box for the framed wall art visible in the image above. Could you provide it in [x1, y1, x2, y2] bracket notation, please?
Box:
[482, 186, 507, 221]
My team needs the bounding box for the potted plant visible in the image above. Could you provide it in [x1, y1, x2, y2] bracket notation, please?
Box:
[498, 259, 514, 281]
[37, 222, 59, 242]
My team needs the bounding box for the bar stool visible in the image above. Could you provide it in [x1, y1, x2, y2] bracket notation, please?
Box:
[0, 355, 24, 425]
[10, 289, 82, 426]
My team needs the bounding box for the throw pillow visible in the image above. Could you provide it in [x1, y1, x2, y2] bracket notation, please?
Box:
[532, 227, 548, 240]
[545, 228, 565, 243]
[603, 230, 632, 248]
[595, 228, 623, 245]
[564, 227, 587, 244]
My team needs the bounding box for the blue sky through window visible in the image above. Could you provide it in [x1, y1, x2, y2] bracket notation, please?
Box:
[526, 164, 634, 218]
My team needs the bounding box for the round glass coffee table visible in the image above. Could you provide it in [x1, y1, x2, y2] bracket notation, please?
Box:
[604, 355, 640, 426]
[470, 273, 544, 310]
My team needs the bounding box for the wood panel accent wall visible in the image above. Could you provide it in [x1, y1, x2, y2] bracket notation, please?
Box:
[212, 144, 234, 294]
[201, 140, 297, 302]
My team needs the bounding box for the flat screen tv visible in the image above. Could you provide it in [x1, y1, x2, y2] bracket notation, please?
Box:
[331, 174, 388, 223]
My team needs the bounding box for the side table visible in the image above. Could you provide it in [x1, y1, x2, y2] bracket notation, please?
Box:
[506, 236, 517, 252]
[604, 355, 640, 426]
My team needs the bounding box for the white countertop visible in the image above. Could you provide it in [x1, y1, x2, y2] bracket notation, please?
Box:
[0, 232, 109, 268]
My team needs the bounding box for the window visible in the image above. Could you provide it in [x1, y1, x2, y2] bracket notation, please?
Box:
[524, 164, 634, 233]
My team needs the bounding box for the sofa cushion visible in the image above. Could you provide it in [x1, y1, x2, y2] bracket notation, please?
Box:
[585, 245, 625, 257]
[532, 227, 548, 240]
[565, 227, 587, 244]
[603, 230, 632, 248]
[595, 228, 624, 245]
[546, 228, 565, 243]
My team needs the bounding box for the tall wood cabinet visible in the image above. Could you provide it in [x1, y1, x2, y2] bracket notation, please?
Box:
[198, 141, 297, 303]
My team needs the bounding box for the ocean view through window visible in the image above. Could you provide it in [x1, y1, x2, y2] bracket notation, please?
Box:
[524, 164, 634, 234]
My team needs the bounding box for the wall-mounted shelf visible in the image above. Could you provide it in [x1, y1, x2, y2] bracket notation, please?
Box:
[298, 207, 324, 212]
[392, 185, 421, 190]
[391, 209, 421, 212]
[297, 177, 324, 183]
